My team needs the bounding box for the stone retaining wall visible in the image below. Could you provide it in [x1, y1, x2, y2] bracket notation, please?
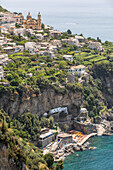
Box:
[73, 121, 97, 134]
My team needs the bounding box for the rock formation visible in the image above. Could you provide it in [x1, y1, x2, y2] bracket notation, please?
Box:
[0, 88, 82, 118]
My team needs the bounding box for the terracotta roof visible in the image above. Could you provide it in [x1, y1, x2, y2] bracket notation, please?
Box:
[70, 65, 85, 70]
[14, 15, 21, 18]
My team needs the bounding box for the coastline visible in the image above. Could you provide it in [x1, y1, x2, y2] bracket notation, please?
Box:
[43, 129, 112, 162]
[63, 134, 113, 170]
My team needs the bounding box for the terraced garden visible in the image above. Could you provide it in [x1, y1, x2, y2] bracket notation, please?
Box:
[75, 42, 113, 66]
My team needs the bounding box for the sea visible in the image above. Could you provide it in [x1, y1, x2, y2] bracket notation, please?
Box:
[64, 135, 113, 170]
[1, 0, 113, 42]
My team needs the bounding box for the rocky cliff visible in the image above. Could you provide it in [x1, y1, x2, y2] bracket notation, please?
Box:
[100, 76, 113, 108]
[91, 63, 113, 108]
[0, 87, 82, 118]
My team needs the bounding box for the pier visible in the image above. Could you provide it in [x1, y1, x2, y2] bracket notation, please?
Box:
[77, 133, 97, 146]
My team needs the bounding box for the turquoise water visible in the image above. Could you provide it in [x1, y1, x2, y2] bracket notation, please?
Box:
[64, 135, 113, 170]
[1, 0, 113, 42]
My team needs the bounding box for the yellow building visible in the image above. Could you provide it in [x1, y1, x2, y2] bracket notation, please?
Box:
[23, 12, 41, 30]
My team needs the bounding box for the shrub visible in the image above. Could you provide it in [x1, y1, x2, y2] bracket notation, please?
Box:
[43, 153, 54, 168]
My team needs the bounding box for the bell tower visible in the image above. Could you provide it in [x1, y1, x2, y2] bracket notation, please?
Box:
[27, 12, 32, 20]
[37, 12, 41, 29]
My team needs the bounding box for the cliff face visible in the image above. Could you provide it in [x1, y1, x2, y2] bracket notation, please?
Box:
[0, 143, 26, 170]
[98, 76, 113, 108]
[91, 64, 113, 108]
[0, 88, 82, 118]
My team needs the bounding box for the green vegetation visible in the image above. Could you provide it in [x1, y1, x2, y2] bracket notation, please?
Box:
[1, 7, 113, 169]
[74, 42, 113, 66]
[1, 33, 113, 122]
[83, 76, 106, 119]
[0, 110, 63, 170]
[56, 160, 64, 170]
[0, 44, 82, 98]
[1, 32, 113, 122]
[11, 112, 55, 142]
[12, 112, 41, 141]
[0, 5, 9, 12]
[43, 153, 54, 169]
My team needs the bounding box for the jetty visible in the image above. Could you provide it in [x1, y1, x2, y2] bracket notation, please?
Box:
[77, 133, 97, 146]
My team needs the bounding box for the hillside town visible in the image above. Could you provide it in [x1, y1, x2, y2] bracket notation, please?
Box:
[0, 11, 103, 83]
[1, 10, 113, 163]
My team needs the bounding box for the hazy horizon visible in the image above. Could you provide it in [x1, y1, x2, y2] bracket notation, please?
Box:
[1, 0, 113, 41]
[1, 0, 113, 16]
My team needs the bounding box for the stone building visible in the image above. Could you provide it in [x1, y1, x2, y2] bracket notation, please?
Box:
[68, 65, 86, 76]
[13, 14, 24, 24]
[58, 133, 73, 145]
[0, 12, 24, 25]
[23, 12, 41, 30]
[88, 41, 103, 51]
[38, 129, 56, 148]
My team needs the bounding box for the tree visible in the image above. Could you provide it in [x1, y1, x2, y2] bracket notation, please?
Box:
[15, 23, 20, 28]
[62, 43, 68, 48]
[58, 61, 67, 69]
[41, 23, 45, 29]
[2, 118, 7, 134]
[62, 124, 69, 132]
[43, 153, 54, 168]
[10, 79, 20, 86]
[13, 12, 18, 14]
[97, 37, 101, 42]
[49, 116, 54, 129]
[67, 29, 72, 35]
[56, 160, 64, 170]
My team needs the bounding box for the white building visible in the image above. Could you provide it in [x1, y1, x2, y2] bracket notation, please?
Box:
[68, 65, 86, 76]
[49, 107, 68, 115]
[67, 38, 79, 46]
[0, 36, 7, 46]
[41, 42, 49, 47]
[3, 46, 15, 54]
[75, 35, 85, 43]
[26, 73, 33, 77]
[15, 45, 24, 53]
[35, 34, 44, 40]
[51, 40, 62, 47]
[49, 45, 57, 52]
[80, 108, 88, 114]
[3, 45, 24, 54]
[0, 12, 24, 25]
[0, 54, 8, 65]
[0, 66, 4, 80]
[0, 26, 8, 34]
[25, 42, 37, 54]
[49, 30, 62, 38]
[62, 38, 79, 47]
[13, 28, 26, 36]
[38, 50, 55, 58]
[62, 55, 73, 62]
[0, 12, 15, 24]
[88, 41, 103, 51]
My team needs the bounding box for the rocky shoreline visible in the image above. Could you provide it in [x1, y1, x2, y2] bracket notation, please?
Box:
[53, 132, 112, 162]
[54, 142, 97, 162]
